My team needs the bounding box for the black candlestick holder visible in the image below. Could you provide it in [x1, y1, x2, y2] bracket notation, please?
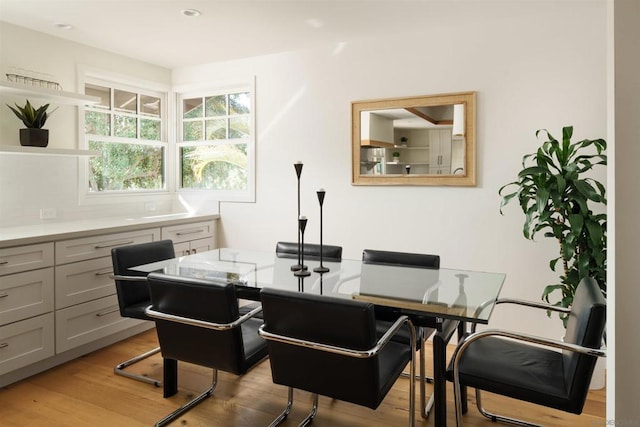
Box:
[313, 189, 329, 273]
[291, 162, 306, 271]
[294, 216, 311, 277]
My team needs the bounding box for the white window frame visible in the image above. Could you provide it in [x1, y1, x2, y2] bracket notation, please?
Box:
[175, 77, 256, 203]
[77, 66, 172, 206]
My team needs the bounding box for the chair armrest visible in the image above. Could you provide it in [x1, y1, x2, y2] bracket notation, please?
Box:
[471, 298, 571, 333]
[496, 298, 572, 313]
[111, 274, 148, 282]
[145, 304, 263, 331]
[258, 315, 416, 359]
[450, 328, 606, 422]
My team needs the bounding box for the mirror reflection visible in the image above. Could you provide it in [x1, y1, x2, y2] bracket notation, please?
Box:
[351, 92, 476, 186]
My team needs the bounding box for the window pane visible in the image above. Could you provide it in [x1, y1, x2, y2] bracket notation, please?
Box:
[114, 114, 137, 138]
[183, 121, 203, 141]
[114, 89, 137, 113]
[205, 95, 226, 117]
[140, 118, 161, 141]
[181, 144, 248, 190]
[85, 84, 110, 109]
[85, 111, 110, 136]
[229, 116, 250, 139]
[140, 95, 161, 117]
[206, 118, 227, 140]
[229, 92, 250, 115]
[88, 140, 164, 191]
[183, 98, 202, 119]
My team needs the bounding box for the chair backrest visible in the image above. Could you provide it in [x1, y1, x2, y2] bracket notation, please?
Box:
[147, 272, 265, 375]
[562, 277, 606, 412]
[275, 241, 342, 262]
[260, 287, 407, 409]
[361, 249, 441, 324]
[362, 249, 440, 269]
[111, 240, 175, 317]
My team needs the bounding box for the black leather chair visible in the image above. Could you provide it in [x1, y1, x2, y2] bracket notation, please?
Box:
[275, 241, 342, 262]
[449, 277, 607, 426]
[259, 288, 416, 427]
[362, 249, 456, 418]
[111, 239, 176, 386]
[145, 272, 268, 427]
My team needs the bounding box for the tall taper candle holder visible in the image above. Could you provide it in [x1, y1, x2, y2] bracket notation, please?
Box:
[313, 188, 329, 273]
[291, 161, 306, 271]
[294, 216, 311, 277]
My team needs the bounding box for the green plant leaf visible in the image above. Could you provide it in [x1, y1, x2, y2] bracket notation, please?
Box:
[500, 126, 607, 326]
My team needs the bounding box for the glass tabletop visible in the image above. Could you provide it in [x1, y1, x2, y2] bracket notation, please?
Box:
[132, 248, 506, 324]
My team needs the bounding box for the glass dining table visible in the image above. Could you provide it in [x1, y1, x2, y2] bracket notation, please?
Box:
[132, 248, 506, 427]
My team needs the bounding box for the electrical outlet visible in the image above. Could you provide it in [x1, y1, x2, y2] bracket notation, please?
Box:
[40, 208, 57, 220]
[144, 202, 157, 212]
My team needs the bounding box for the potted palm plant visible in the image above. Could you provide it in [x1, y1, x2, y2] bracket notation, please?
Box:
[499, 126, 607, 326]
[6, 99, 57, 147]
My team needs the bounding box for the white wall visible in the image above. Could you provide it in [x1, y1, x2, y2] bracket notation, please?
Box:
[612, 0, 640, 422]
[173, 1, 607, 340]
[0, 22, 174, 225]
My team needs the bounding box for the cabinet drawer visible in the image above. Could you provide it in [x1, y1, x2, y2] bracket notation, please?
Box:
[0, 243, 54, 276]
[55, 228, 160, 265]
[0, 313, 55, 376]
[161, 221, 215, 245]
[190, 237, 214, 254]
[55, 257, 115, 309]
[55, 294, 143, 353]
[0, 268, 54, 326]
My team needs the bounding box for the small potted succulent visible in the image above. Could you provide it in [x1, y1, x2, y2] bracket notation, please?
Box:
[400, 136, 408, 146]
[6, 99, 57, 147]
[392, 151, 400, 162]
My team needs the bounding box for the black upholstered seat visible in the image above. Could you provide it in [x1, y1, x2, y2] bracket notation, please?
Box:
[146, 272, 268, 427]
[275, 241, 342, 262]
[448, 277, 606, 426]
[259, 287, 416, 426]
[111, 239, 177, 386]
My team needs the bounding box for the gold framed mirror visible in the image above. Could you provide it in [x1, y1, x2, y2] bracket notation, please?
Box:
[351, 91, 476, 186]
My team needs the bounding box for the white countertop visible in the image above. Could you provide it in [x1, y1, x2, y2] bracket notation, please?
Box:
[0, 212, 219, 248]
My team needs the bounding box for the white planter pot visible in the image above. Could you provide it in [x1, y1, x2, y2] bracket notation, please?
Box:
[589, 354, 606, 390]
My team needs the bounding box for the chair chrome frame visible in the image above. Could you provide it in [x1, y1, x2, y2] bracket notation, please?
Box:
[145, 304, 264, 427]
[259, 315, 417, 427]
[452, 300, 606, 427]
[111, 274, 162, 387]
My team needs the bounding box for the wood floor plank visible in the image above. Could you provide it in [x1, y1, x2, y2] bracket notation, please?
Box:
[0, 329, 606, 426]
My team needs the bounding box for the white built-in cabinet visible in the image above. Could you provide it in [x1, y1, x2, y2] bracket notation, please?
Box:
[0, 217, 217, 385]
[429, 129, 452, 175]
[0, 243, 56, 376]
[161, 221, 216, 256]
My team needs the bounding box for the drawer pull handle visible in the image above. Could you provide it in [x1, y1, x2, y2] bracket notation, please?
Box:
[95, 269, 113, 276]
[176, 229, 205, 236]
[0, 293, 8, 298]
[0, 343, 8, 349]
[96, 308, 120, 317]
[0, 260, 8, 265]
[94, 240, 135, 249]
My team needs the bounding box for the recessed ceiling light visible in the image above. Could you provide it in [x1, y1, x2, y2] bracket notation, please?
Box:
[53, 23, 73, 30]
[181, 9, 201, 17]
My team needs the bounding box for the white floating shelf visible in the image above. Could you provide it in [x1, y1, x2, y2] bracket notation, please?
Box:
[0, 145, 100, 157]
[0, 81, 100, 106]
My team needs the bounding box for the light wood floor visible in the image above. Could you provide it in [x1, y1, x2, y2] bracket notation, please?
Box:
[0, 329, 605, 426]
